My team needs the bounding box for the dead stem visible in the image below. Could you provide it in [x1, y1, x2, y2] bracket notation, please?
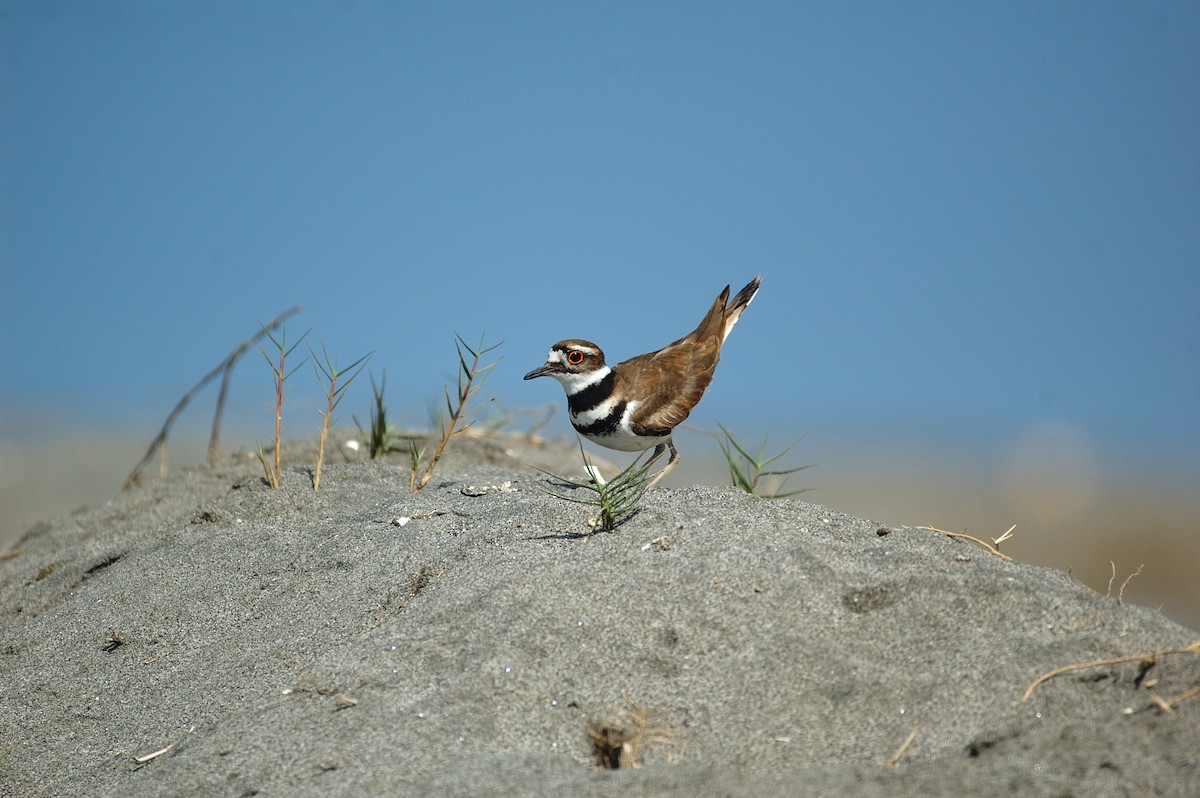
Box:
[1117, 564, 1144, 606]
[885, 726, 918, 768]
[1020, 640, 1200, 703]
[1157, 684, 1200, 711]
[411, 334, 500, 492]
[916, 525, 1015, 560]
[132, 743, 174, 765]
[585, 694, 680, 768]
[124, 306, 301, 489]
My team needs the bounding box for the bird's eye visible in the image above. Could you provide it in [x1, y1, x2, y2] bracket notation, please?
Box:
[567, 350, 584, 365]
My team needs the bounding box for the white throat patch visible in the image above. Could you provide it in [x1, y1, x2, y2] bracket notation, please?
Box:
[555, 363, 610, 395]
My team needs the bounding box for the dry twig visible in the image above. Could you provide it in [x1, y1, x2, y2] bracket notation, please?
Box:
[586, 695, 680, 768]
[1117, 564, 1144, 606]
[257, 325, 309, 488]
[916, 524, 1016, 560]
[885, 726, 918, 768]
[410, 334, 500, 492]
[132, 743, 174, 765]
[310, 344, 371, 490]
[1020, 640, 1200, 703]
[1157, 684, 1200, 711]
[124, 306, 301, 489]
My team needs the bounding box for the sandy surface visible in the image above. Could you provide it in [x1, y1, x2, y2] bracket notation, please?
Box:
[1, 434, 1197, 796]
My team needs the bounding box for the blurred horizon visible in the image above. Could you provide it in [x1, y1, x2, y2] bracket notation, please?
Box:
[3, 413, 1198, 632]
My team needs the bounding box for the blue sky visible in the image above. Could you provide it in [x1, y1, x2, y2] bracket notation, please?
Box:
[2, 1, 1198, 483]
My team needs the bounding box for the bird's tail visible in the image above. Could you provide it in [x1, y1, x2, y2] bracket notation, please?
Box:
[721, 275, 763, 341]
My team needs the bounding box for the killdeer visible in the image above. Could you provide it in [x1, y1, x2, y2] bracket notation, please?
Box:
[524, 276, 762, 487]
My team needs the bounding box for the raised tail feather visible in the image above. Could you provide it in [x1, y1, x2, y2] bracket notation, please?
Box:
[721, 275, 763, 342]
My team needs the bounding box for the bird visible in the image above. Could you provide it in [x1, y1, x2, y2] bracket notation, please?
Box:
[523, 275, 762, 487]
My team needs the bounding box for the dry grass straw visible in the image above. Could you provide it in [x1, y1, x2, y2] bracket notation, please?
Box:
[1150, 684, 1200, 712]
[916, 524, 1016, 560]
[131, 742, 174, 765]
[457, 401, 557, 443]
[885, 726, 918, 768]
[1105, 561, 1145, 605]
[310, 344, 371, 490]
[585, 695, 680, 768]
[1020, 639, 1200, 705]
[256, 325, 309, 488]
[124, 306, 300, 489]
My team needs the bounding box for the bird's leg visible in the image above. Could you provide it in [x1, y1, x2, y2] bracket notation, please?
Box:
[646, 440, 679, 488]
[643, 443, 667, 469]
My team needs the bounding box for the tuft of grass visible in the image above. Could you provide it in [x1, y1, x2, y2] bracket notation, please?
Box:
[310, 344, 372, 490]
[257, 325, 309, 488]
[717, 422, 811, 498]
[538, 443, 653, 532]
[409, 334, 501, 493]
[585, 695, 680, 768]
[354, 371, 399, 460]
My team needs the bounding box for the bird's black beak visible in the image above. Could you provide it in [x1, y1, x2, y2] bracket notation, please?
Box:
[523, 362, 561, 380]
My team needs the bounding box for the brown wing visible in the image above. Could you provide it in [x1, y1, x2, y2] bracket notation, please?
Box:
[615, 286, 733, 437]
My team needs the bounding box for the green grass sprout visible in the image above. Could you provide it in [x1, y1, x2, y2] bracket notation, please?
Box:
[354, 371, 399, 460]
[717, 422, 811, 498]
[408, 438, 425, 479]
[537, 442, 653, 532]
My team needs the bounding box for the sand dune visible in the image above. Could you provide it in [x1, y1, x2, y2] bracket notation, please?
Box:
[1, 435, 1196, 795]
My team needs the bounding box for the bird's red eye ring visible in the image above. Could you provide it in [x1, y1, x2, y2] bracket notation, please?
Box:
[567, 350, 584, 365]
